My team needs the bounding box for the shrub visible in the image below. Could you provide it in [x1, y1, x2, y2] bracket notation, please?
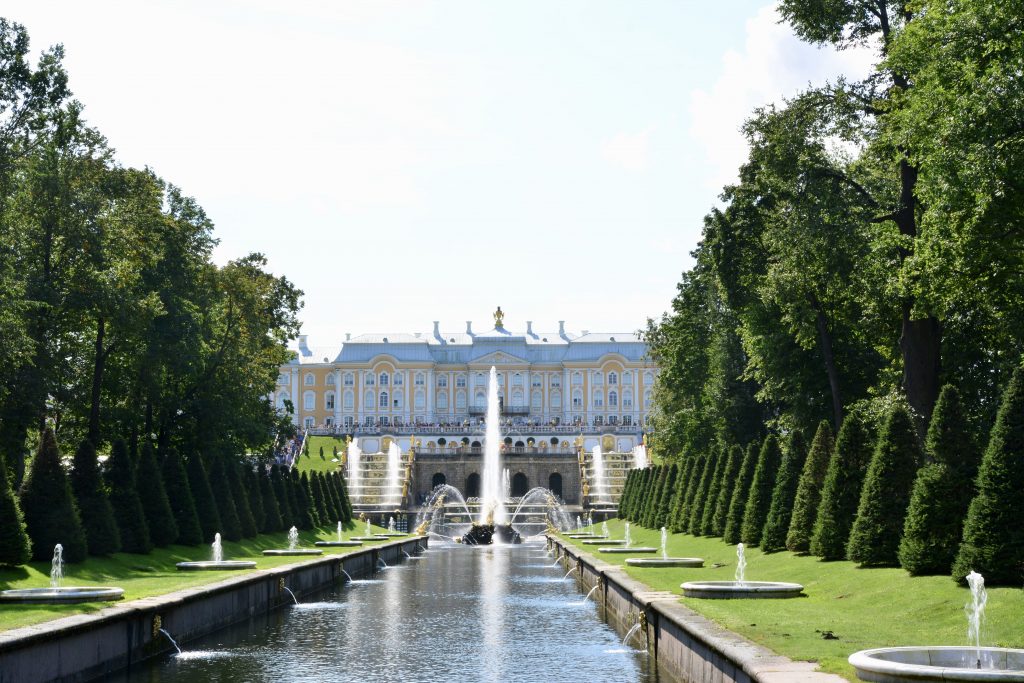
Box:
[700, 445, 728, 536]
[160, 449, 203, 547]
[653, 464, 679, 529]
[628, 468, 650, 522]
[292, 470, 316, 530]
[810, 413, 873, 559]
[688, 448, 719, 535]
[761, 430, 807, 553]
[320, 472, 341, 523]
[667, 457, 695, 533]
[617, 469, 635, 518]
[136, 443, 179, 547]
[642, 465, 669, 528]
[335, 471, 354, 524]
[740, 434, 782, 547]
[186, 452, 221, 543]
[20, 428, 88, 562]
[847, 404, 922, 566]
[257, 465, 283, 532]
[0, 452, 31, 566]
[711, 445, 743, 537]
[723, 442, 759, 545]
[787, 421, 833, 553]
[246, 467, 265, 533]
[952, 367, 1024, 585]
[225, 458, 258, 538]
[105, 438, 152, 554]
[310, 471, 330, 523]
[208, 455, 242, 541]
[271, 465, 294, 527]
[900, 386, 979, 575]
[70, 439, 120, 555]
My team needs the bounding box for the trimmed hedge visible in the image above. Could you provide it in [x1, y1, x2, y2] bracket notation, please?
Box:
[760, 430, 807, 553]
[740, 434, 782, 547]
[20, 428, 88, 562]
[952, 366, 1024, 585]
[786, 421, 833, 553]
[810, 413, 873, 560]
[847, 404, 922, 567]
[106, 438, 153, 554]
[70, 439, 121, 556]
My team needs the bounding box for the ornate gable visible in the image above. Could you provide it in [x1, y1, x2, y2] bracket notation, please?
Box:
[469, 351, 528, 366]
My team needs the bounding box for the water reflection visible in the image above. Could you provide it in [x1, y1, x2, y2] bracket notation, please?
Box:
[109, 543, 667, 683]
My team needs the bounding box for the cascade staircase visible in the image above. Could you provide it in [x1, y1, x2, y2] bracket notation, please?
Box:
[578, 450, 638, 511]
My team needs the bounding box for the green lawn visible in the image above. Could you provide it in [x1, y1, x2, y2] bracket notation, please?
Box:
[0, 522, 391, 632]
[293, 435, 347, 474]
[561, 519, 1024, 681]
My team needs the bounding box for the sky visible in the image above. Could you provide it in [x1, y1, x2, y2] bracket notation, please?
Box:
[7, 1, 874, 342]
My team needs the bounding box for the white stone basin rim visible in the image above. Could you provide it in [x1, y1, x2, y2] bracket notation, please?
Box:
[583, 539, 625, 545]
[314, 541, 364, 547]
[849, 647, 1024, 682]
[261, 549, 324, 556]
[626, 557, 704, 568]
[680, 580, 804, 599]
[598, 546, 658, 554]
[176, 561, 258, 571]
[0, 587, 125, 603]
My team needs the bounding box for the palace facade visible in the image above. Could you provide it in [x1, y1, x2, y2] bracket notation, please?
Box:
[275, 314, 657, 454]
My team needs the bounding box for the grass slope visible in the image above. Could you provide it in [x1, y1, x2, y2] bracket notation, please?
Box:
[560, 519, 1023, 681]
[293, 436, 347, 474]
[0, 522, 393, 632]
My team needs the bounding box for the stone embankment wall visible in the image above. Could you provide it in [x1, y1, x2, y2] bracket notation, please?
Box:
[548, 536, 844, 683]
[0, 537, 426, 683]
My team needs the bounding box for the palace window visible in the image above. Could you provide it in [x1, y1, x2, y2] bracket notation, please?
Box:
[623, 415, 632, 425]
[343, 373, 354, 386]
[415, 391, 425, 410]
[512, 390, 523, 405]
[609, 390, 618, 407]
[437, 391, 449, 410]
[364, 416, 374, 426]
[644, 371, 654, 385]
[365, 373, 375, 386]
[623, 390, 633, 408]
[365, 390, 375, 410]
[344, 416, 353, 428]
[394, 373, 403, 386]
[608, 371, 618, 385]
[456, 391, 467, 409]
[380, 416, 389, 426]
[437, 376, 448, 388]
[276, 391, 290, 410]
[343, 391, 354, 409]
[415, 373, 425, 386]
[325, 417, 334, 427]
[379, 372, 389, 386]
[644, 390, 652, 406]
[551, 390, 561, 408]
[379, 391, 389, 409]
[304, 373, 315, 386]
[456, 375, 467, 388]
[278, 373, 289, 385]
[304, 416, 314, 429]
[572, 371, 582, 385]
[593, 372, 603, 385]
[394, 393, 403, 409]
[531, 375, 542, 388]
[325, 392, 335, 410]
[303, 391, 315, 411]
[572, 390, 583, 409]
[326, 374, 336, 385]
[513, 373, 523, 386]
[551, 374, 561, 387]
[593, 391, 604, 408]
[531, 390, 542, 409]
[623, 371, 633, 384]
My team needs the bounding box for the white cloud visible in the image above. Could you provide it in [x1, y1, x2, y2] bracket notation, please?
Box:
[600, 126, 654, 172]
[689, 3, 876, 191]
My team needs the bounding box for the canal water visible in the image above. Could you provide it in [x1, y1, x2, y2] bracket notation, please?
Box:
[111, 542, 671, 682]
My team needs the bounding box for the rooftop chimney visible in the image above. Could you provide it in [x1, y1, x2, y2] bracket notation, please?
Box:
[526, 321, 534, 335]
[466, 320, 473, 335]
[558, 321, 566, 337]
[345, 333, 351, 341]
[433, 321, 441, 338]
[298, 334, 309, 351]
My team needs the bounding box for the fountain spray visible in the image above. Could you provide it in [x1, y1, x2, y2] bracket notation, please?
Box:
[965, 571, 988, 669]
[735, 543, 746, 585]
[50, 544, 64, 589]
[212, 533, 224, 562]
[287, 526, 299, 551]
[478, 367, 507, 525]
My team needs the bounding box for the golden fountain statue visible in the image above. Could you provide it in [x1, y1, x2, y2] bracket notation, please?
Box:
[493, 306, 504, 328]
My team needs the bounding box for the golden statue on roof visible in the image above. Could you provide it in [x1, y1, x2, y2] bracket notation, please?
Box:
[494, 306, 504, 328]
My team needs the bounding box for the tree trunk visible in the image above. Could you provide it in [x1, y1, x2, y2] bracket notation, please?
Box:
[810, 296, 844, 431]
[900, 309, 942, 433]
[87, 316, 105, 445]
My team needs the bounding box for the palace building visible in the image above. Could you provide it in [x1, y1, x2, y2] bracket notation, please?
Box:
[275, 310, 656, 507]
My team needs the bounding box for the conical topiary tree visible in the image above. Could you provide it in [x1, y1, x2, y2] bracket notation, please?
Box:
[292, 470, 316, 530]
[70, 439, 121, 556]
[319, 472, 341, 523]
[272, 465, 294, 526]
[20, 428, 88, 562]
[105, 438, 153, 554]
[810, 413, 873, 560]
[712, 445, 743, 537]
[700, 445, 728, 536]
[688, 448, 719, 535]
[642, 465, 669, 528]
[618, 469, 636, 518]
[761, 430, 807, 553]
[626, 467, 648, 522]
[186, 453, 221, 543]
[225, 458, 257, 538]
[740, 434, 782, 547]
[673, 454, 705, 533]
[245, 467, 265, 534]
[847, 404, 922, 566]
[899, 386, 979, 575]
[310, 471, 329, 524]
[653, 464, 679, 529]
[136, 443, 179, 547]
[161, 450, 203, 547]
[208, 456, 242, 541]
[335, 471, 354, 524]
[666, 458, 695, 532]
[723, 442, 759, 544]
[787, 421, 833, 553]
[258, 466, 283, 532]
[324, 471, 344, 524]
[302, 471, 322, 528]
[952, 367, 1024, 585]
[0, 452, 31, 566]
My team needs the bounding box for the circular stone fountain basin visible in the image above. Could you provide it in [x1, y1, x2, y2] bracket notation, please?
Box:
[598, 546, 658, 554]
[0, 587, 125, 603]
[848, 647, 1024, 682]
[314, 541, 364, 547]
[350, 536, 389, 541]
[582, 539, 624, 545]
[568, 534, 606, 539]
[626, 557, 704, 568]
[378, 533, 408, 538]
[262, 549, 323, 556]
[680, 580, 803, 599]
[176, 561, 258, 571]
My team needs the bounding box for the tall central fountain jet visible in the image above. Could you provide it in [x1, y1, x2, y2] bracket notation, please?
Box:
[479, 366, 507, 525]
